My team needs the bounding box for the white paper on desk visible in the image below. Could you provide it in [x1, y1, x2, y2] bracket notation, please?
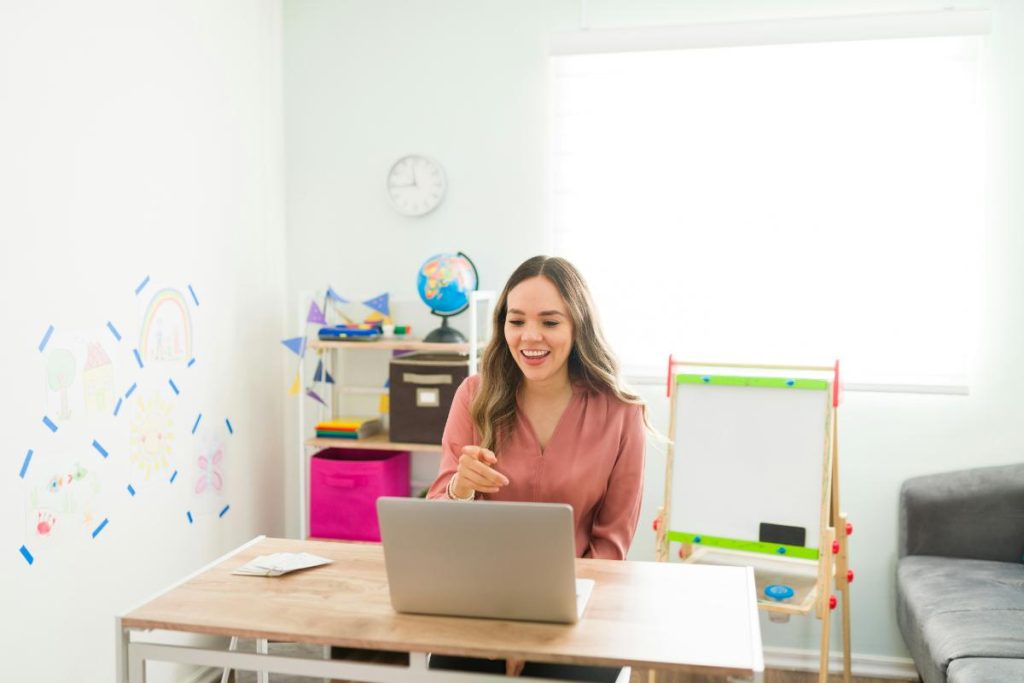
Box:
[232, 552, 332, 577]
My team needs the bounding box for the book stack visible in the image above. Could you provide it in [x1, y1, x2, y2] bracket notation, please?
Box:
[316, 416, 383, 440]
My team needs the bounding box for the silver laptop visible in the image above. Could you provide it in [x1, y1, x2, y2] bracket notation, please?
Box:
[376, 497, 594, 624]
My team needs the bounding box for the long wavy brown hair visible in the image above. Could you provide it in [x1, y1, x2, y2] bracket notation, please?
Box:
[470, 256, 649, 451]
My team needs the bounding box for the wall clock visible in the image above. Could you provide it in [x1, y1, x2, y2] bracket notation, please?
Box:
[386, 154, 447, 217]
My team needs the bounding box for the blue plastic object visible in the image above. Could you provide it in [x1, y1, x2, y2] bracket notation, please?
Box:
[764, 584, 795, 602]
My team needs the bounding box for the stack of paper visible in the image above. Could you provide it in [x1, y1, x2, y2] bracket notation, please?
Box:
[231, 552, 332, 577]
[316, 416, 382, 439]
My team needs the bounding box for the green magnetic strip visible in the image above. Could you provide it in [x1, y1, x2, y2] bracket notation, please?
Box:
[675, 374, 828, 391]
[667, 531, 820, 560]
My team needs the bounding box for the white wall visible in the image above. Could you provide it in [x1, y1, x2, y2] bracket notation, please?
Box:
[283, 0, 1023, 668]
[0, 2, 286, 682]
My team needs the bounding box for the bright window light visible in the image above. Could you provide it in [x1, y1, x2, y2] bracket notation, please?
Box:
[551, 34, 986, 389]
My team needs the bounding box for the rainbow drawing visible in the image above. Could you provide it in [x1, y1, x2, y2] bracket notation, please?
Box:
[139, 288, 193, 363]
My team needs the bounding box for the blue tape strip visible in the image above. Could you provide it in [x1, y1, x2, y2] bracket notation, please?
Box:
[187, 511, 194, 524]
[125, 383, 137, 399]
[19, 449, 33, 479]
[106, 321, 122, 341]
[219, 505, 230, 518]
[113, 398, 123, 416]
[133, 348, 143, 369]
[188, 357, 196, 368]
[135, 275, 150, 295]
[191, 413, 202, 434]
[92, 518, 109, 538]
[225, 418, 234, 435]
[42, 416, 58, 433]
[38, 325, 54, 353]
[168, 378, 179, 395]
[127, 484, 136, 496]
[92, 439, 108, 458]
[170, 469, 178, 484]
[188, 284, 199, 306]
[20, 545, 34, 565]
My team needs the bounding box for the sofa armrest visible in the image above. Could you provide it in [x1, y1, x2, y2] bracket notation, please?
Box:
[899, 463, 1024, 562]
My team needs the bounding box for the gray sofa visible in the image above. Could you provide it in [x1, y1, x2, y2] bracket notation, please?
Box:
[896, 463, 1024, 682]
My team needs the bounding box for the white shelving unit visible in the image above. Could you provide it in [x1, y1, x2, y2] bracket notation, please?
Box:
[296, 291, 494, 539]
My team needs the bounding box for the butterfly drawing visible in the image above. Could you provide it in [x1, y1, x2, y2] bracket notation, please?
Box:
[195, 445, 224, 494]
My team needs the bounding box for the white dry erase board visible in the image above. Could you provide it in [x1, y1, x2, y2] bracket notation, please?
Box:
[667, 373, 832, 559]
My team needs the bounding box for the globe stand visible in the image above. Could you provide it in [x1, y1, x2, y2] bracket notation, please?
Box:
[423, 315, 466, 344]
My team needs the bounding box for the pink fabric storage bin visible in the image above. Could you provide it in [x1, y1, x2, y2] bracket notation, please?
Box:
[309, 448, 410, 541]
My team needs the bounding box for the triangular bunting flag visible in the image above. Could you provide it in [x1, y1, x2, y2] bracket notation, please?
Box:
[307, 301, 327, 325]
[313, 360, 336, 384]
[305, 388, 327, 406]
[288, 372, 300, 396]
[362, 292, 390, 316]
[281, 336, 306, 357]
[326, 287, 347, 304]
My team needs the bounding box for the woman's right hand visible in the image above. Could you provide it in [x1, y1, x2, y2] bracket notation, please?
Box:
[451, 445, 509, 498]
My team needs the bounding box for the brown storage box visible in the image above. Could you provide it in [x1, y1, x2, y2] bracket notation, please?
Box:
[388, 352, 469, 444]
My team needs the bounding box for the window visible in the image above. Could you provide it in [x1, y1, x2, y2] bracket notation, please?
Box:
[551, 18, 987, 391]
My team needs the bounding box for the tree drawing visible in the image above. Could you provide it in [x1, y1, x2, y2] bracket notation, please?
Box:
[47, 349, 76, 419]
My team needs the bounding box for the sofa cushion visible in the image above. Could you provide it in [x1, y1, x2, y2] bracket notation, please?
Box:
[946, 657, 1024, 683]
[897, 556, 1024, 682]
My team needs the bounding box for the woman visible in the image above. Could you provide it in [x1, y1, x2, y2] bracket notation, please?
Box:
[426, 256, 647, 679]
[428, 254, 648, 560]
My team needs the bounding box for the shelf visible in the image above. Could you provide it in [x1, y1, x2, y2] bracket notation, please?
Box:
[681, 546, 821, 615]
[308, 338, 470, 353]
[306, 430, 443, 453]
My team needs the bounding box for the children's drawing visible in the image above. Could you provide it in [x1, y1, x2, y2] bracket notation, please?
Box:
[26, 461, 102, 542]
[129, 393, 175, 480]
[82, 342, 115, 415]
[46, 348, 77, 420]
[139, 288, 193, 363]
[191, 432, 227, 513]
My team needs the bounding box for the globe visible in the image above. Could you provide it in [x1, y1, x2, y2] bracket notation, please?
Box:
[416, 252, 478, 343]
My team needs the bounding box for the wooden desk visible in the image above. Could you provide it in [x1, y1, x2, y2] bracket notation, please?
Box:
[116, 536, 763, 682]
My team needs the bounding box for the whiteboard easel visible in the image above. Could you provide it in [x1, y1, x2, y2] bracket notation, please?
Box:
[654, 358, 852, 683]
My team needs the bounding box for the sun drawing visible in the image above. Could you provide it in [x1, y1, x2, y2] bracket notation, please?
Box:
[129, 394, 175, 479]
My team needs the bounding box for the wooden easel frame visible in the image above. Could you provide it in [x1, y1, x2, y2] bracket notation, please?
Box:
[654, 357, 852, 683]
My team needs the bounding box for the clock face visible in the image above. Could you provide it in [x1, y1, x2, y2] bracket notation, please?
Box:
[386, 155, 447, 217]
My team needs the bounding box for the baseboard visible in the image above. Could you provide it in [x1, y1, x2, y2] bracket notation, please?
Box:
[764, 646, 919, 680]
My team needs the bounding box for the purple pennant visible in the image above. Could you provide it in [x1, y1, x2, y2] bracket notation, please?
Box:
[305, 388, 327, 407]
[307, 301, 327, 325]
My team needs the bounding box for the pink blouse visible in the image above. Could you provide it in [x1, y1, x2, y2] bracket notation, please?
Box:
[427, 374, 645, 560]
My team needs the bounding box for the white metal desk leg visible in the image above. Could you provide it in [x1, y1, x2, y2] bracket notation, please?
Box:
[115, 617, 129, 683]
[322, 644, 331, 683]
[128, 645, 146, 683]
[220, 637, 239, 683]
[257, 639, 269, 683]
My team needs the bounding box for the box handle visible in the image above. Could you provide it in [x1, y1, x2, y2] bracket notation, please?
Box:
[402, 372, 453, 385]
[323, 475, 356, 489]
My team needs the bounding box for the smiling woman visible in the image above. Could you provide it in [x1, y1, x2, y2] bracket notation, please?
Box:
[425, 255, 650, 680]
[426, 255, 650, 560]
